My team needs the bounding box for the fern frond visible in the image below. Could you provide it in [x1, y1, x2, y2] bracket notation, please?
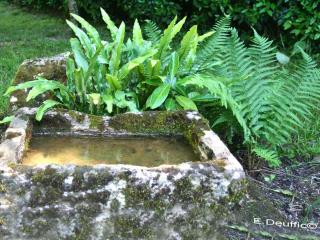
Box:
[144, 20, 162, 44]
[180, 73, 251, 139]
[253, 146, 281, 167]
[221, 28, 253, 81]
[262, 50, 320, 145]
[194, 16, 231, 72]
[239, 30, 278, 134]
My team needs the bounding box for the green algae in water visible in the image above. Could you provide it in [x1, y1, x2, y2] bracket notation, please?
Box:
[23, 136, 199, 167]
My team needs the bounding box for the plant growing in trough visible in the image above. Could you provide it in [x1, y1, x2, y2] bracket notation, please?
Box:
[4, 9, 320, 167]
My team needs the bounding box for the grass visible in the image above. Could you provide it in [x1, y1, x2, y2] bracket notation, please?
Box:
[0, 2, 71, 115]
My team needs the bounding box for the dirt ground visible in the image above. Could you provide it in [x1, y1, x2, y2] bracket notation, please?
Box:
[224, 160, 320, 240]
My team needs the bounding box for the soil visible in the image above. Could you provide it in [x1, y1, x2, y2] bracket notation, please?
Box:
[224, 161, 320, 239]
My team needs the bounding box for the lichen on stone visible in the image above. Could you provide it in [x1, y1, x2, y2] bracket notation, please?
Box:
[0, 103, 246, 239]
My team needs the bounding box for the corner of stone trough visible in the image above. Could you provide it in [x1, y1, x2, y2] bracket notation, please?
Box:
[0, 53, 247, 239]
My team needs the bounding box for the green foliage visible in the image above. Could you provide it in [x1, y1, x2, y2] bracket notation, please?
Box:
[8, 0, 319, 56]
[195, 20, 320, 165]
[0, 116, 14, 125]
[6, 0, 66, 11]
[282, 1, 320, 41]
[5, 11, 215, 118]
[281, 113, 320, 159]
[4, 8, 320, 167]
[253, 147, 280, 168]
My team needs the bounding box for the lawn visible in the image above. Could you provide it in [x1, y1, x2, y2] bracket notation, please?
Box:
[0, 2, 70, 115]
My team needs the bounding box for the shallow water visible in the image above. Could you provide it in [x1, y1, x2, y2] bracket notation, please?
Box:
[23, 136, 199, 167]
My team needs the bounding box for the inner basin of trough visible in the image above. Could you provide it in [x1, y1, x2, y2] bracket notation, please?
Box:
[23, 135, 199, 167]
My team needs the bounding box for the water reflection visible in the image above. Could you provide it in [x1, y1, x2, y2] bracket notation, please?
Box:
[23, 136, 198, 167]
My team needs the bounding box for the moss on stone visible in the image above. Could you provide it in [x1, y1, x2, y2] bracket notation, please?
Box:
[72, 203, 101, 240]
[225, 179, 248, 205]
[0, 216, 5, 225]
[0, 183, 6, 193]
[123, 184, 152, 208]
[113, 216, 153, 239]
[122, 183, 168, 214]
[22, 225, 33, 234]
[7, 162, 18, 169]
[172, 177, 194, 203]
[86, 171, 113, 189]
[109, 111, 186, 135]
[88, 115, 104, 131]
[31, 167, 64, 188]
[28, 187, 43, 207]
[68, 111, 85, 123]
[73, 222, 93, 240]
[110, 198, 120, 213]
[45, 186, 63, 201]
[117, 170, 132, 182]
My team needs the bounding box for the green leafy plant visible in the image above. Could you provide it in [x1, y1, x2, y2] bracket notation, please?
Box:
[0, 116, 14, 125]
[4, 9, 320, 168]
[192, 19, 320, 167]
[5, 10, 157, 119]
[9, 0, 320, 57]
[4, 10, 218, 118]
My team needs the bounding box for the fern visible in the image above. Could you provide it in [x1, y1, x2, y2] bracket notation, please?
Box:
[5, 11, 320, 168]
[194, 16, 231, 72]
[262, 49, 320, 145]
[242, 30, 278, 135]
[180, 73, 251, 139]
[144, 20, 162, 43]
[253, 147, 281, 167]
[196, 22, 320, 166]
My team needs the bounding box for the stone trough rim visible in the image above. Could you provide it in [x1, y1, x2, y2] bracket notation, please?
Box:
[0, 107, 245, 181]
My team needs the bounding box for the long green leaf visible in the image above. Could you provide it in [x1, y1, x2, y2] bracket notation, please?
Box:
[164, 98, 177, 111]
[146, 83, 171, 109]
[70, 38, 89, 71]
[198, 31, 214, 42]
[110, 22, 125, 74]
[66, 58, 76, 90]
[178, 25, 198, 61]
[133, 19, 143, 45]
[102, 94, 113, 113]
[106, 74, 121, 90]
[66, 20, 94, 57]
[0, 116, 14, 125]
[156, 16, 186, 58]
[118, 49, 157, 81]
[175, 95, 198, 110]
[74, 68, 86, 97]
[26, 81, 66, 101]
[169, 52, 179, 80]
[101, 8, 118, 40]
[36, 100, 62, 121]
[88, 93, 101, 105]
[5, 79, 50, 96]
[71, 13, 101, 47]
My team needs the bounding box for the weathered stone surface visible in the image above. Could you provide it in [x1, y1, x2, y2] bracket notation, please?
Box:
[10, 53, 69, 110]
[0, 114, 32, 167]
[0, 164, 236, 239]
[0, 108, 246, 239]
[1, 108, 245, 179]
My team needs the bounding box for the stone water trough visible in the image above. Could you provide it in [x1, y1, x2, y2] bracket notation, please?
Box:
[0, 54, 246, 239]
